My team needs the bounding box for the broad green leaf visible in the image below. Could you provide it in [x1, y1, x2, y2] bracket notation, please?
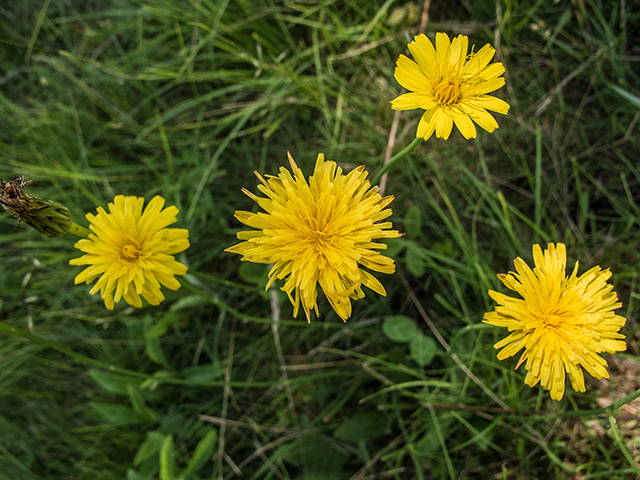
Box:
[91, 403, 144, 426]
[334, 412, 390, 441]
[404, 205, 422, 240]
[134, 431, 166, 466]
[145, 336, 167, 365]
[147, 312, 179, 338]
[238, 262, 268, 284]
[405, 246, 426, 277]
[160, 434, 176, 480]
[170, 295, 209, 312]
[415, 431, 440, 457]
[472, 0, 495, 22]
[382, 315, 417, 343]
[184, 430, 218, 475]
[410, 334, 437, 366]
[182, 364, 223, 382]
[127, 384, 157, 421]
[387, 4, 419, 27]
[273, 437, 347, 472]
[145, 316, 167, 366]
[382, 237, 405, 258]
[126, 469, 152, 480]
[89, 369, 139, 394]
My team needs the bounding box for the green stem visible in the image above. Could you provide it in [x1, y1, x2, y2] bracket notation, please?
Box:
[68, 221, 91, 238]
[0, 322, 290, 387]
[0, 322, 147, 377]
[608, 410, 640, 477]
[371, 137, 423, 186]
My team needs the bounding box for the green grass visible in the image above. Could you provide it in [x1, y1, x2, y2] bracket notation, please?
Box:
[1, 0, 639, 479]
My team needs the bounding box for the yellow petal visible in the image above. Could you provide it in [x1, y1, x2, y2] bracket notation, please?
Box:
[435, 32, 451, 70]
[394, 55, 430, 93]
[452, 110, 476, 139]
[449, 34, 468, 68]
[469, 96, 510, 115]
[408, 34, 437, 74]
[391, 92, 437, 111]
[416, 108, 438, 140]
[434, 108, 454, 139]
[464, 106, 499, 133]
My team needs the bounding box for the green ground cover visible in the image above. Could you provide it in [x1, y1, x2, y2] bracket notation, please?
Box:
[1, 0, 639, 478]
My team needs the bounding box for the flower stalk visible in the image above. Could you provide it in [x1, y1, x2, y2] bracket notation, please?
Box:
[68, 221, 91, 238]
[371, 137, 423, 186]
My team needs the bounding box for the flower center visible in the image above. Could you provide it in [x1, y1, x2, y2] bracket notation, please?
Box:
[309, 229, 332, 248]
[121, 241, 142, 262]
[433, 78, 461, 105]
[542, 313, 563, 327]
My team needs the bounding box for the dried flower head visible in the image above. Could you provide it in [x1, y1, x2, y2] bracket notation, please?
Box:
[0, 176, 72, 237]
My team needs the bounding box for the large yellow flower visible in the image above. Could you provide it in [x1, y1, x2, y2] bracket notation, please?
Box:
[391, 32, 510, 140]
[484, 243, 626, 401]
[70, 195, 190, 310]
[226, 152, 401, 322]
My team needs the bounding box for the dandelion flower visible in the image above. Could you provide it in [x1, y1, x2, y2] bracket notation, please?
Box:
[70, 195, 190, 310]
[226, 152, 401, 322]
[484, 243, 626, 401]
[391, 32, 510, 140]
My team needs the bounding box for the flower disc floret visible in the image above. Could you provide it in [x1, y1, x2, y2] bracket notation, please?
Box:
[484, 243, 626, 401]
[391, 32, 510, 141]
[226, 152, 401, 322]
[70, 195, 190, 310]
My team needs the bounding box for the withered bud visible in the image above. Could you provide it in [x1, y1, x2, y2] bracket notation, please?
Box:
[0, 176, 72, 237]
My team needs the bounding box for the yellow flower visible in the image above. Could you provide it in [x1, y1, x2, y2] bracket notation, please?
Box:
[226, 152, 401, 322]
[391, 32, 510, 141]
[484, 243, 626, 401]
[70, 195, 190, 310]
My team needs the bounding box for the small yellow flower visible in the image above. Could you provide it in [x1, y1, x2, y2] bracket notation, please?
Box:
[70, 195, 190, 310]
[484, 243, 626, 401]
[391, 32, 510, 141]
[226, 152, 401, 322]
